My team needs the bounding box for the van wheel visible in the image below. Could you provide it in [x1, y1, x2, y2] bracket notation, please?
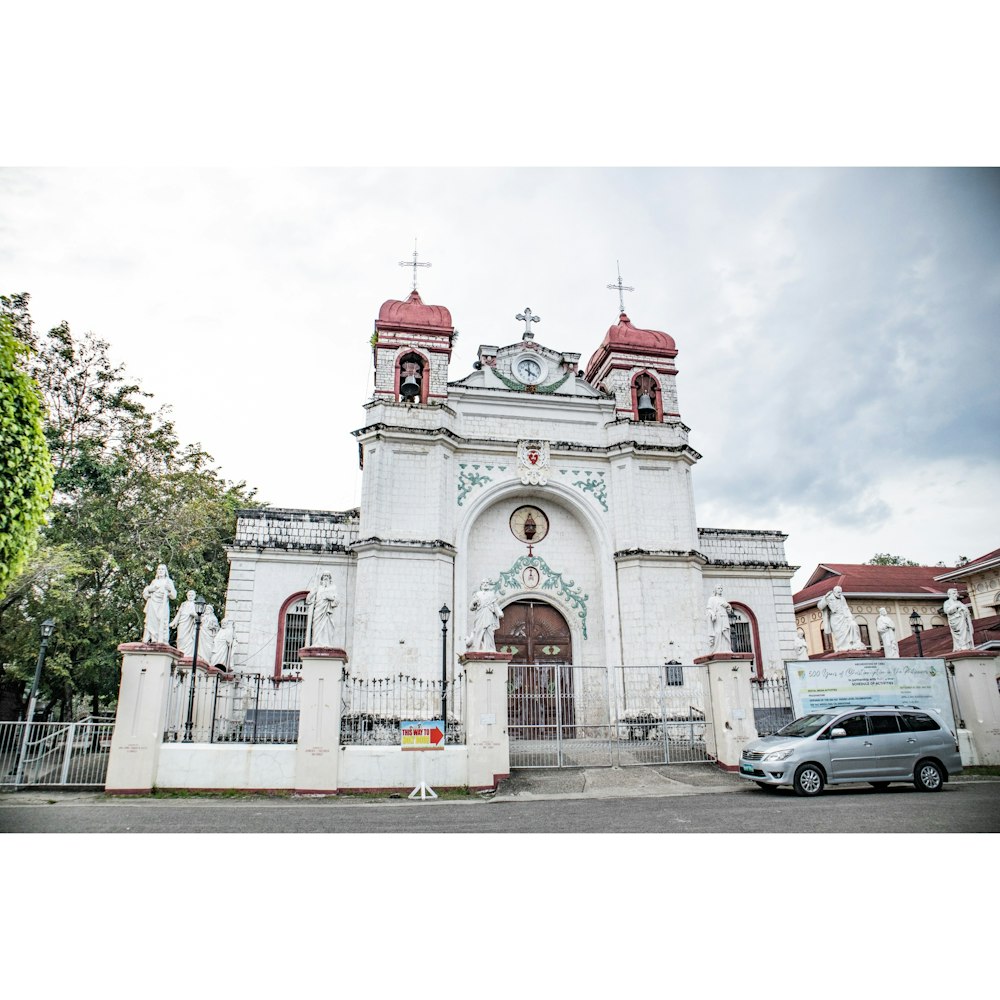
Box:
[869, 782, 890, 790]
[914, 760, 944, 792]
[793, 764, 824, 797]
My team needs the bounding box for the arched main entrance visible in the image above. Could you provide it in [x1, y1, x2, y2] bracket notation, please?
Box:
[495, 600, 574, 740]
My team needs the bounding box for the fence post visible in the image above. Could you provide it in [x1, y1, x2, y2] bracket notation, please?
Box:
[946, 650, 1000, 765]
[693, 653, 759, 770]
[459, 651, 514, 790]
[294, 645, 348, 794]
[105, 642, 183, 794]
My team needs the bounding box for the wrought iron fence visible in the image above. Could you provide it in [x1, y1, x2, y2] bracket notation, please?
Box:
[509, 664, 712, 768]
[163, 670, 302, 744]
[750, 674, 794, 736]
[340, 671, 466, 746]
[0, 718, 116, 788]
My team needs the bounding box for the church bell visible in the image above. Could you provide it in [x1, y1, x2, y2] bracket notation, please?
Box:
[637, 392, 656, 421]
[400, 374, 420, 399]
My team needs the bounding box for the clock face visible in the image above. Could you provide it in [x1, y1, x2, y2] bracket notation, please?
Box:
[514, 355, 546, 385]
[510, 505, 550, 544]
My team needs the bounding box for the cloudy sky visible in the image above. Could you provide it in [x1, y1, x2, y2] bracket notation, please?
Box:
[3, 167, 997, 591]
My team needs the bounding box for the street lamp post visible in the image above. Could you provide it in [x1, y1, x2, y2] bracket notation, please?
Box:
[439, 604, 450, 742]
[183, 595, 208, 742]
[14, 619, 56, 785]
[909, 610, 924, 657]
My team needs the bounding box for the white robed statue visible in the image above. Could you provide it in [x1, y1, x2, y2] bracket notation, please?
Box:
[876, 608, 899, 658]
[465, 580, 503, 653]
[142, 565, 177, 644]
[212, 618, 236, 671]
[817, 586, 866, 652]
[943, 588, 974, 651]
[170, 590, 199, 657]
[706, 584, 733, 654]
[305, 572, 340, 647]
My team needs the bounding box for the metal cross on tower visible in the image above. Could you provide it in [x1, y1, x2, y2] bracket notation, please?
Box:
[399, 239, 432, 291]
[607, 260, 634, 314]
[516, 307, 541, 339]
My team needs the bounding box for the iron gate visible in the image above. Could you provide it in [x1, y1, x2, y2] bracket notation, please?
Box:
[0, 718, 116, 789]
[508, 664, 711, 768]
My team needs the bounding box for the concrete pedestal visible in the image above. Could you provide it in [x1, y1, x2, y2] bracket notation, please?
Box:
[105, 642, 182, 794]
[693, 653, 758, 770]
[947, 650, 1000, 765]
[459, 651, 514, 790]
[294, 647, 348, 794]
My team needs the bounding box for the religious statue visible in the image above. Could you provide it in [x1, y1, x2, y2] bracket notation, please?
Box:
[201, 604, 220, 664]
[706, 584, 733, 654]
[817, 585, 866, 652]
[211, 618, 236, 671]
[795, 630, 809, 660]
[142, 564, 177, 644]
[943, 588, 974, 651]
[876, 607, 899, 658]
[305, 572, 340, 647]
[465, 580, 503, 653]
[169, 590, 199, 657]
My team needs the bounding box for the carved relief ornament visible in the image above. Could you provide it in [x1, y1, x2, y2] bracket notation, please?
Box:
[517, 440, 551, 486]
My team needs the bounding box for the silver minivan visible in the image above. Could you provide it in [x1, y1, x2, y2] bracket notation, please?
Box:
[739, 705, 962, 796]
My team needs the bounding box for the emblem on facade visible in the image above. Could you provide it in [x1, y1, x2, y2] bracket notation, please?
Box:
[517, 440, 551, 485]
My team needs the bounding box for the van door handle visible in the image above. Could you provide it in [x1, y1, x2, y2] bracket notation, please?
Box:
[864, 741, 873, 746]
[906, 737, 917, 743]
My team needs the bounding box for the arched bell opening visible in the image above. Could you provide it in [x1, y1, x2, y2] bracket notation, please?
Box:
[631, 371, 662, 422]
[395, 350, 429, 403]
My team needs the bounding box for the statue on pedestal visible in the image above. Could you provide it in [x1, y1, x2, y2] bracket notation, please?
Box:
[876, 607, 899, 658]
[142, 564, 177, 644]
[170, 590, 198, 657]
[943, 588, 974, 651]
[466, 580, 503, 653]
[706, 584, 733, 654]
[306, 572, 339, 647]
[817, 586, 866, 652]
[795, 630, 810, 660]
[201, 604, 220, 664]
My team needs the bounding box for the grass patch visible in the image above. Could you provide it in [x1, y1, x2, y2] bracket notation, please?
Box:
[959, 765, 1000, 778]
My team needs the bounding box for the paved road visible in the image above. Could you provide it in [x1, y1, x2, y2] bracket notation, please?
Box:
[2, 781, 998, 833]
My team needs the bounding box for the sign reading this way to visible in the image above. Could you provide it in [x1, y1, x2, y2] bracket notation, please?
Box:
[401, 720, 446, 750]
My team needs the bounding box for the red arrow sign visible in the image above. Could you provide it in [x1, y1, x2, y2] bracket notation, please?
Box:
[429, 725, 444, 745]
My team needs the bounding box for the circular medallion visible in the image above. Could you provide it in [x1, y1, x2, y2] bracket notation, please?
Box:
[510, 505, 549, 545]
[513, 353, 547, 385]
[522, 566, 541, 589]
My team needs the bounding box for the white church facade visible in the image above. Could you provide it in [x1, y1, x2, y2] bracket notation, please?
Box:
[221, 286, 798, 685]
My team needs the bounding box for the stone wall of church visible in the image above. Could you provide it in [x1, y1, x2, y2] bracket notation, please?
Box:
[697, 528, 790, 566]
[233, 508, 359, 551]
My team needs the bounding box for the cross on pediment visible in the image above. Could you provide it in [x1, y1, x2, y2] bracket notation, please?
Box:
[516, 307, 541, 340]
[399, 239, 432, 291]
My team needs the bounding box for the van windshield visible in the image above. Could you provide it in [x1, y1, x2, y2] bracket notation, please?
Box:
[776, 713, 837, 738]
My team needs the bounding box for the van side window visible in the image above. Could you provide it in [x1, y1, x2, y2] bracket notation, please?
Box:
[902, 712, 940, 732]
[837, 714, 869, 737]
[869, 714, 900, 735]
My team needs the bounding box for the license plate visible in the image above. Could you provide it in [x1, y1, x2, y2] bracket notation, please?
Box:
[741, 763, 754, 773]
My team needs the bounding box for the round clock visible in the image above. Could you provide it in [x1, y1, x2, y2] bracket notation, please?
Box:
[510, 505, 550, 544]
[513, 354, 547, 385]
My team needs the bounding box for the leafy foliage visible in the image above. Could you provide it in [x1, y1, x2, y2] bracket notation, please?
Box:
[866, 553, 919, 566]
[0, 313, 54, 598]
[0, 295, 257, 720]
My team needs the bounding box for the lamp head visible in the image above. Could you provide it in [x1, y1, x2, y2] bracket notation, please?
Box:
[439, 604, 451, 624]
[194, 594, 207, 616]
[40, 619, 56, 640]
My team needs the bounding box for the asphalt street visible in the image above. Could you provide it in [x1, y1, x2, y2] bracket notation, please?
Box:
[2, 776, 998, 833]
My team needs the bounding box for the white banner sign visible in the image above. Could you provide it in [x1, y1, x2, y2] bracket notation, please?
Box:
[785, 658, 956, 730]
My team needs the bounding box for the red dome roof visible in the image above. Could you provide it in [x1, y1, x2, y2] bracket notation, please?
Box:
[376, 290, 453, 332]
[602, 312, 676, 354]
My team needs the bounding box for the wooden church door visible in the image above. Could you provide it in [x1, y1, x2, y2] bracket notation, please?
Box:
[495, 601, 574, 739]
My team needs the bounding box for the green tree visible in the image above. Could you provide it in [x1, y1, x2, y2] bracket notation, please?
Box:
[0, 313, 54, 598]
[0, 297, 257, 720]
[866, 553, 919, 566]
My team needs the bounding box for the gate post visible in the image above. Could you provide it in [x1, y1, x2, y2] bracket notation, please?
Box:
[293, 646, 348, 794]
[106, 642, 183, 794]
[460, 651, 514, 790]
[693, 653, 758, 770]
[946, 650, 1000, 765]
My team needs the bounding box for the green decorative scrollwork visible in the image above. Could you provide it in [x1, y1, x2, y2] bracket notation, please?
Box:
[492, 369, 573, 394]
[457, 464, 507, 505]
[558, 468, 609, 511]
[489, 554, 589, 639]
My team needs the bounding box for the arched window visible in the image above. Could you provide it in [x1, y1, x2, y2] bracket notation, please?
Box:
[856, 619, 871, 648]
[631, 371, 661, 422]
[730, 602, 762, 678]
[395, 351, 428, 403]
[274, 592, 309, 678]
